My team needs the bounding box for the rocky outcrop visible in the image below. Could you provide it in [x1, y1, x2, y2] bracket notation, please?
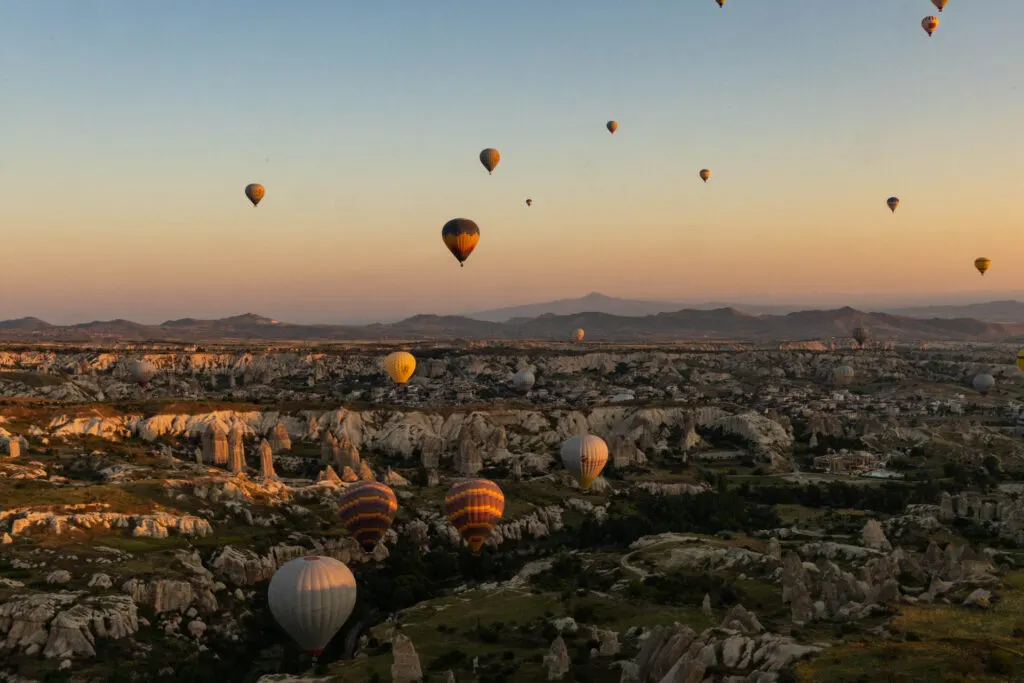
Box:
[258, 439, 276, 478]
[0, 508, 212, 539]
[0, 591, 138, 659]
[544, 635, 570, 680]
[269, 422, 292, 453]
[202, 421, 228, 466]
[228, 423, 245, 472]
[389, 633, 423, 683]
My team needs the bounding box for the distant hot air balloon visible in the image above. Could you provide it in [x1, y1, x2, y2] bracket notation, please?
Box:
[932, 0, 948, 11]
[442, 218, 481, 267]
[127, 360, 157, 388]
[852, 327, 869, 347]
[973, 373, 995, 396]
[974, 257, 991, 276]
[572, 328, 585, 343]
[699, 169, 711, 183]
[268, 556, 357, 657]
[479, 148, 500, 175]
[512, 369, 536, 393]
[245, 183, 265, 207]
[338, 481, 398, 552]
[384, 351, 416, 384]
[887, 197, 900, 213]
[560, 435, 609, 491]
[606, 121, 618, 134]
[922, 15, 939, 37]
[525, 198, 533, 207]
[1017, 349, 1024, 373]
[444, 479, 505, 555]
[716, 0, 725, 6]
[832, 365, 855, 387]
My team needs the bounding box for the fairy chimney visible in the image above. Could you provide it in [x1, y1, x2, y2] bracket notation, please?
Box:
[269, 422, 292, 453]
[202, 421, 229, 466]
[227, 423, 245, 471]
[258, 439, 276, 479]
[336, 433, 361, 470]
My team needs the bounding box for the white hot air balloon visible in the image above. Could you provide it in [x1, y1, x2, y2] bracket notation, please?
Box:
[973, 373, 995, 396]
[127, 360, 157, 387]
[832, 365, 855, 386]
[268, 556, 357, 657]
[511, 369, 536, 393]
[560, 435, 609, 491]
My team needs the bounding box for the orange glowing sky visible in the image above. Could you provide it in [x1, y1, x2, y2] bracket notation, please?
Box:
[2, 1, 1023, 323]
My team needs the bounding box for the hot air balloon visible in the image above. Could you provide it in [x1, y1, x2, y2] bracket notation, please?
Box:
[922, 15, 939, 37]
[852, 327, 869, 347]
[245, 183, 265, 207]
[384, 351, 416, 384]
[444, 479, 505, 555]
[973, 373, 995, 396]
[1016, 349, 1024, 373]
[716, 0, 725, 6]
[442, 218, 480, 268]
[975, 257, 991, 276]
[338, 481, 398, 552]
[887, 197, 900, 213]
[932, 0, 948, 11]
[572, 329, 585, 343]
[127, 360, 157, 388]
[525, 198, 533, 207]
[606, 121, 618, 134]
[560, 435, 609, 491]
[832, 365, 855, 387]
[512, 369, 536, 393]
[268, 556, 357, 657]
[699, 169, 711, 183]
[479, 148, 500, 174]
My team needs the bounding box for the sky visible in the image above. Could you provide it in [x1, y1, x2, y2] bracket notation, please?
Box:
[2, 1, 1024, 324]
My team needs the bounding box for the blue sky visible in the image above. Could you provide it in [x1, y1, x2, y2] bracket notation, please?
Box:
[2, 1, 1023, 323]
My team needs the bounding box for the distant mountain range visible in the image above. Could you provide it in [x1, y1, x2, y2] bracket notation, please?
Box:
[1, 307, 1022, 343]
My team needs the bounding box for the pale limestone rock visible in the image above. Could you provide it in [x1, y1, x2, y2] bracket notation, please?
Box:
[861, 519, 892, 552]
[258, 439, 276, 478]
[317, 466, 342, 485]
[46, 570, 71, 585]
[336, 432, 361, 470]
[544, 635, 570, 680]
[357, 461, 375, 481]
[228, 423, 245, 471]
[389, 633, 423, 683]
[269, 422, 292, 453]
[201, 421, 228, 466]
[88, 574, 112, 590]
[340, 466, 359, 482]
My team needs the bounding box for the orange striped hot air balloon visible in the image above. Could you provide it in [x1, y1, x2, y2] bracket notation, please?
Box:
[244, 183, 265, 207]
[441, 218, 480, 267]
[560, 435, 609, 491]
[932, 0, 948, 12]
[479, 148, 500, 174]
[444, 478, 505, 555]
[338, 481, 398, 552]
[921, 15, 939, 37]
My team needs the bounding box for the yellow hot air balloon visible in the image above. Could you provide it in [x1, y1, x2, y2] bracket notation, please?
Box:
[699, 169, 711, 183]
[479, 148, 500, 174]
[572, 328, 585, 343]
[974, 257, 991, 276]
[932, 0, 948, 11]
[1016, 349, 1024, 373]
[525, 198, 533, 207]
[245, 183, 265, 207]
[922, 15, 939, 37]
[384, 351, 416, 384]
[444, 479, 505, 555]
[441, 218, 481, 267]
[606, 121, 618, 134]
[887, 197, 899, 213]
[560, 435, 609, 491]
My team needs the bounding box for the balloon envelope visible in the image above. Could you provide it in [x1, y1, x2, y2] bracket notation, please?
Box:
[268, 556, 357, 655]
[1017, 349, 1024, 374]
[444, 479, 505, 554]
[127, 360, 156, 387]
[245, 183, 265, 207]
[973, 373, 995, 395]
[833, 365, 855, 386]
[384, 352, 416, 384]
[922, 15, 939, 36]
[606, 121, 618, 134]
[512, 369, 536, 392]
[699, 169, 711, 182]
[975, 257, 991, 275]
[338, 481, 398, 551]
[573, 329, 585, 343]
[887, 197, 899, 213]
[852, 327, 869, 347]
[479, 148, 500, 174]
[560, 435, 609, 490]
[441, 218, 481, 266]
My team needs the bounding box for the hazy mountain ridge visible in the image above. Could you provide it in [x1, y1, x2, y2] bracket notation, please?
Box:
[2, 305, 1022, 342]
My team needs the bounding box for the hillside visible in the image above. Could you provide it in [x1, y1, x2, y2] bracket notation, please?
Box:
[1, 305, 1022, 343]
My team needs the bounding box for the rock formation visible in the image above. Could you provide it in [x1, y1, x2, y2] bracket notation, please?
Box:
[258, 439, 275, 478]
[389, 633, 423, 683]
[227, 423, 245, 471]
[269, 422, 291, 453]
[201, 422, 228, 466]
